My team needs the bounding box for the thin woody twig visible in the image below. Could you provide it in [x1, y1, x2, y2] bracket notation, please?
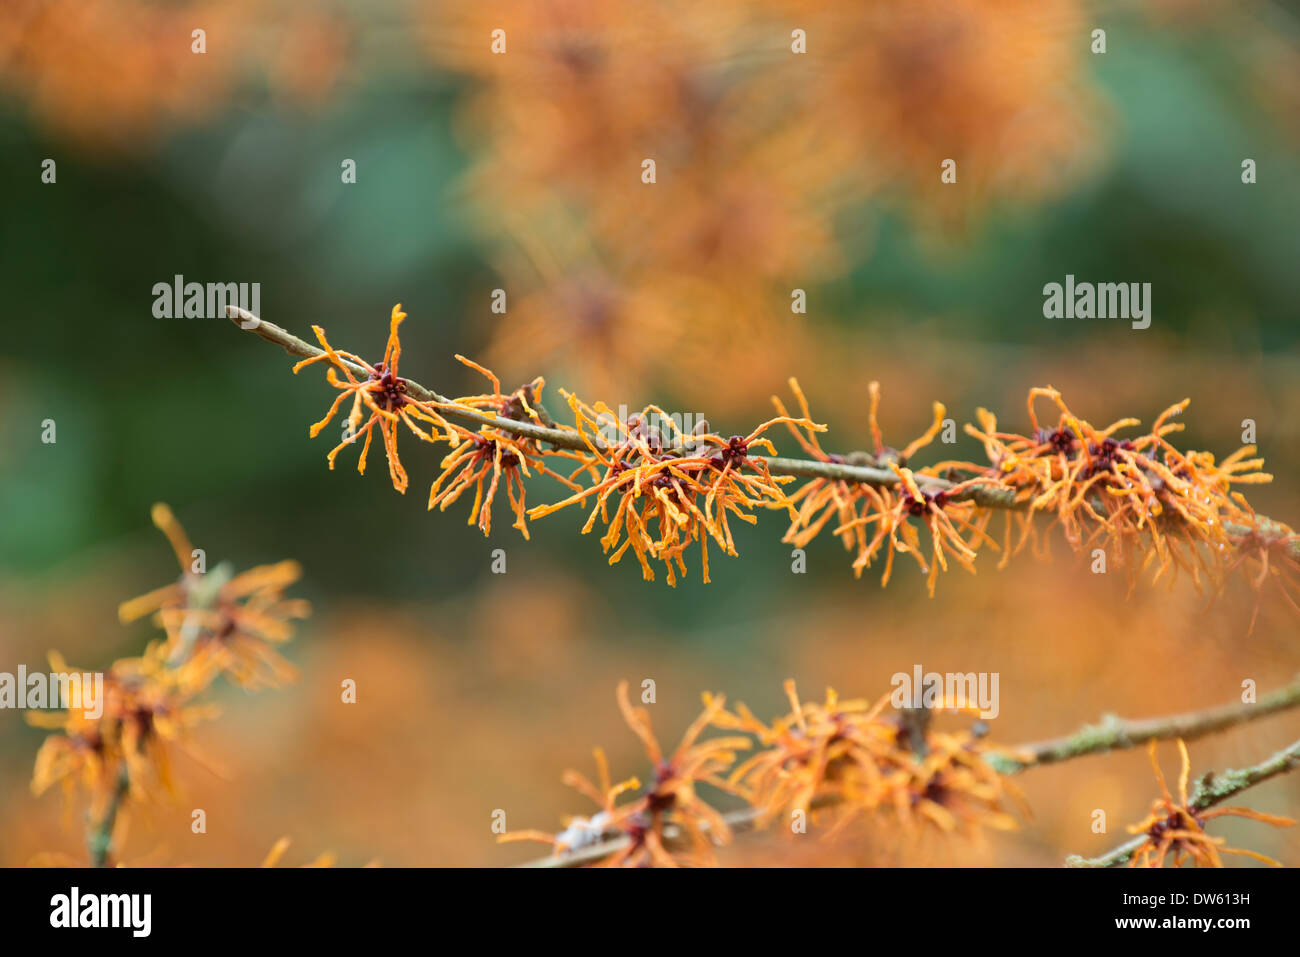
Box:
[221, 309, 1019, 500]
[518, 794, 843, 869]
[1066, 735, 1300, 868]
[514, 678, 1300, 868]
[519, 804, 763, 869]
[87, 765, 129, 868]
[226, 310, 914, 480]
[226, 308, 579, 449]
[983, 674, 1300, 774]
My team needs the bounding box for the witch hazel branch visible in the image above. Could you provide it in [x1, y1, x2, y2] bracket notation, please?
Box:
[224, 305, 1299, 617]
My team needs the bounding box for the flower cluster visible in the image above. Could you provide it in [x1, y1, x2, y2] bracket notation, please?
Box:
[287, 308, 1299, 620]
[716, 681, 1026, 841]
[30, 646, 215, 821]
[775, 379, 996, 596]
[526, 393, 813, 583]
[964, 388, 1290, 601]
[297, 308, 827, 584]
[500, 682, 747, 866]
[29, 504, 309, 865]
[499, 680, 1026, 867]
[502, 683, 1300, 868]
[426, 359, 589, 539]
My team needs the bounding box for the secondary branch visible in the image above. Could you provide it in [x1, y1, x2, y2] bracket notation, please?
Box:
[513, 677, 1300, 868]
[1067, 734, 1300, 867]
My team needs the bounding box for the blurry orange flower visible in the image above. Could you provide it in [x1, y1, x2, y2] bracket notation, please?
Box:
[117, 503, 309, 693]
[30, 647, 216, 817]
[717, 681, 1025, 841]
[28, 504, 311, 867]
[0, 0, 352, 149]
[502, 680, 748, 866]
[261, 836, 338, 868]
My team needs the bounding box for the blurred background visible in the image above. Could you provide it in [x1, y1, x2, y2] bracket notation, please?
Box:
[1, 0, 1299, 866]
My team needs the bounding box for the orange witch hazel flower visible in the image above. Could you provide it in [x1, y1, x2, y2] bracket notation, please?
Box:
[965, 387, 1273, 587]
[500, 681, 749, 866]
[502, 680, 1027, 866]
[1221, 508, 1300, 635]
[887, 718, 1027, 840]
[715, 681, 1025, 840]
[27, 504, 313, 866]
[428, 356, 587, 538]
[294, 303, 461, 493]
[29, 646, 218, 817]
[844, 465, 996, 597]
[527, 393, 812, 584]
[117, 504, 309, 693]
[714, 681, 898, 828]
[28, 691, 112, 815]
[776, 379, 997, 595]
[34, 500, 310, 819]
[1126, 740, 1294, 868]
